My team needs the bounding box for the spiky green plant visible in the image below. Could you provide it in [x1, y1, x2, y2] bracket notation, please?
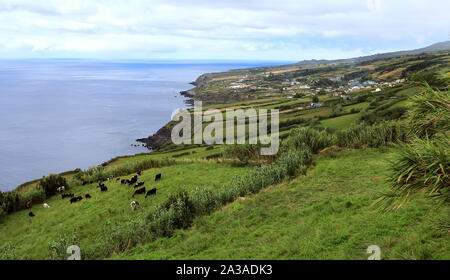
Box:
[406, 85, 449, 138]
[375, 134, 449, 210]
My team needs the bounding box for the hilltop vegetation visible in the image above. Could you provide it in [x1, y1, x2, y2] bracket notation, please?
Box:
[0, 50, 449, 260]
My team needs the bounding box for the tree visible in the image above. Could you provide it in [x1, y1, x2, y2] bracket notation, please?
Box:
[312, 96, 319, 103]
[39, 174, 67, 198]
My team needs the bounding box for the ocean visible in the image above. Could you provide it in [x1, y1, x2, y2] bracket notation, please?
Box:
[0, 59, 284, 191]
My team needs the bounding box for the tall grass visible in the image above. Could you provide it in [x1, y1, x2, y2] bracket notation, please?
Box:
[335, 121, 408, 148]
[282, 127, 335, 154]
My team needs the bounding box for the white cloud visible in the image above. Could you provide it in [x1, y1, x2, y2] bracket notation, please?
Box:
[0, 0, 448, 60]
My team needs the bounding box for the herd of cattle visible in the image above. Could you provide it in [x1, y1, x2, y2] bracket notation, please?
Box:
[26, 172, 162, 217]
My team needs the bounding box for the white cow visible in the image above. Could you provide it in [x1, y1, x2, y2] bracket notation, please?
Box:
[43, 203, 50, 208]
[57, 186, 65, 193]
[130, 201, 139, 211]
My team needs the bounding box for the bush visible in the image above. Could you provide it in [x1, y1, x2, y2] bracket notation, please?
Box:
[377, 134, 449, 209]
[48, 231, 80, 260]
[277, 148, 312, 177]
[406, 86, 449, 138]
[378, 85, 450, 209]
[224, 143, 261, 163]
[39, 174, 67, 198]
[409, 72, 447, 88]
[335, 121, 407, 148]
[282, 127, 335, 154]
[148, 192, 196, 237]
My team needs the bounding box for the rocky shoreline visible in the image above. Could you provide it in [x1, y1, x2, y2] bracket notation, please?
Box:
[136, 81, 197, 150]
[136, 124, 173, 150]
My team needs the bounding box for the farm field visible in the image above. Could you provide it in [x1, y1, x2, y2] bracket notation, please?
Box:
[0, 161, 250, 259]
[112, 149, 450, 260]
[1, 48, 449, 261]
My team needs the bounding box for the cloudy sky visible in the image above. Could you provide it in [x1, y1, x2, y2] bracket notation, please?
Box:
[0, 0, 448, 61]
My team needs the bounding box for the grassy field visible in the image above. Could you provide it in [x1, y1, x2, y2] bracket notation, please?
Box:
[319, 113, 360, 129]
[111, 148, 449, 260]
[0, 161, 250, 259]
[1, 51, 448, 260]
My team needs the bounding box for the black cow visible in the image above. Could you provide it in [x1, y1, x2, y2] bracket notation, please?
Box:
[137, 171, 141, 176]
[70, 196, 83, 204]
[62, 193, 74, 199]
[121, 179, 127, 184]
[132, 187, 146, 197]
[85, 194, 91, 199]
[134, 182, 145, 188]
[100, 186, 108, 192]
[29, 212, 35, 217]
[128, 175, 138, 185]
[145, 188, 157, 198]
[155, 173, 162, 181]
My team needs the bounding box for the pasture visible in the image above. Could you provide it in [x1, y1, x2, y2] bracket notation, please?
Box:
[112, 149, 450, 260]
[0, 161, 250, 259]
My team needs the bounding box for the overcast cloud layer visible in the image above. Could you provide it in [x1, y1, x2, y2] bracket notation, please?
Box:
[0, 0, 448, 60]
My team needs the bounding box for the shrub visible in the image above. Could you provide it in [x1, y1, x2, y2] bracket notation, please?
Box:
[335, 121, 407, 148]
[377, 134, 449, 209]
[282, 127, 335, 154]
[148, 192, 196, 237]
[406, 86, 449, 138]
[224, 143, 261, 163]
[39, 174, 67, 198]
[48, 231, 80, 260]
[277, 148, 312, 177]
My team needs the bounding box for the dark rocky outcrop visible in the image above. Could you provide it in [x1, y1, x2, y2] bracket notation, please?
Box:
[137, 125, 173, 150]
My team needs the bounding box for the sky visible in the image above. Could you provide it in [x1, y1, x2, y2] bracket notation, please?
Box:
[0, 0, 448, 61]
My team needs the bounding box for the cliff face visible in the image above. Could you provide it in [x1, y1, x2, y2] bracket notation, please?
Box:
[137, 124, 173, 150]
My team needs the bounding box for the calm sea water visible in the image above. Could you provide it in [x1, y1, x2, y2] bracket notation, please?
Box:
[0, 59, 284, 191]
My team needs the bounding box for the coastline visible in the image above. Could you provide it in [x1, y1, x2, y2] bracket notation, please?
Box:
[7, 80, 200, 194]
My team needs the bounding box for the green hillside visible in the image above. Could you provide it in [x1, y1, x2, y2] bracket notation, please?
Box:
[1, 50, 449, 260]
[112, 149, 449, 260]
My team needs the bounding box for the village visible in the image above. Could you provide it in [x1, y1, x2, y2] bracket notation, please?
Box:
[225, 71, 407, 107]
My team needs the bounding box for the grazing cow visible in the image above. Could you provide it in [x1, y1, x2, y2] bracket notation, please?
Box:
[57, 186, 65, 193]
[29, 212, 35, 217]
[82, 181, 88, 186]
[26, 201, 32, 209]
[43, 203, 50, 208]
[134, 182, 145, 188]
[100, 186, 108, 192]
[137, 171, 142, 176]
[116, 178, 121, 181]
[128, 175, 138, 185]
[145, 188, 157, 198]
[132, 187, 146, 197]
[62, 193, 74, 199]
[85, 194, 91, 199]
[155, 173, 162, 181]
[121, 179, 127, 184]
[70, 196, 83, 204]
[130, 201, 140, 211]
